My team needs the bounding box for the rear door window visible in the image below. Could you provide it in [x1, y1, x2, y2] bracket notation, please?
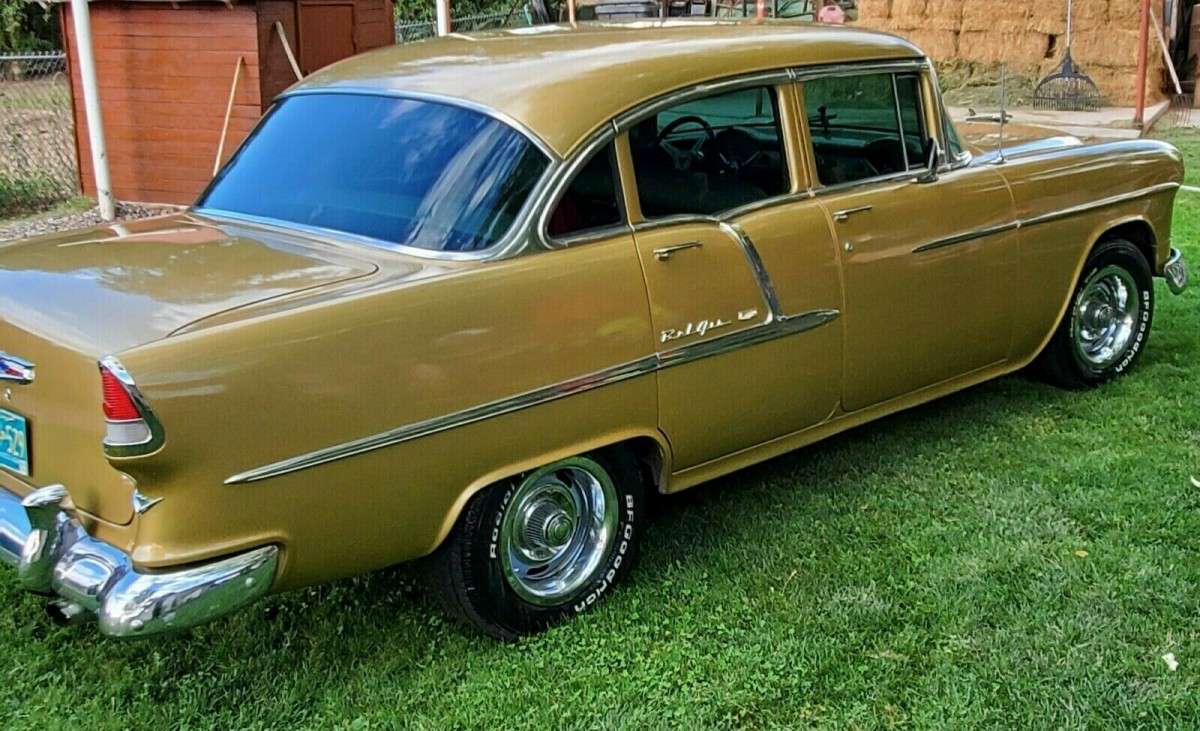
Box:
[629, 85, 789, 218]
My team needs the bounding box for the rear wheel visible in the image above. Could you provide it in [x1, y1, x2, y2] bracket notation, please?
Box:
[428, 448, 644, 639]
[1034, 238, 1154, 389]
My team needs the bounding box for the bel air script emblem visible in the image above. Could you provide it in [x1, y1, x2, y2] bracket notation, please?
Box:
[660, 308, 759, 343]
[0, 352, 34, 384]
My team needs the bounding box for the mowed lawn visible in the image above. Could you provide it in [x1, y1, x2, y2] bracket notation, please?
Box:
[2, 141, 1199, 731]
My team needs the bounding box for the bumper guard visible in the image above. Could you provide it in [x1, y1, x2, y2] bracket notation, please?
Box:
[1, 485, 278, 637]
[1165, 247, 1189, 295]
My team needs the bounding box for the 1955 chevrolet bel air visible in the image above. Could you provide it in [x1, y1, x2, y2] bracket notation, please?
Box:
[0, 21, 1190, 639]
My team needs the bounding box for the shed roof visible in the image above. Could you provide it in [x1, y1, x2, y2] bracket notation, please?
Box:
[295, 20, 924, 156]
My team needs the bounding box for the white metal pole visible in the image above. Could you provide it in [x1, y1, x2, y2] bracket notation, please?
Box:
[69, 0, 115, 221]
[436, 0, 451, 36]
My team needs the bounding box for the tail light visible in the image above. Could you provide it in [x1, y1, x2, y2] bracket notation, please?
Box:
[99, 357, 164, 457]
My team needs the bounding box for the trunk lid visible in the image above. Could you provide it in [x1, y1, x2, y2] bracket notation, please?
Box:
[0, 212, 378, 524]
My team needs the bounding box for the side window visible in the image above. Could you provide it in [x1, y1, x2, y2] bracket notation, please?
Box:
[802, 72, 928, 187]
[547, 143, 623, 239]
[629, 86, 789, 218]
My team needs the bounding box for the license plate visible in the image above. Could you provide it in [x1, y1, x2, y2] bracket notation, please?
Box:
[0, 408, 29, 476]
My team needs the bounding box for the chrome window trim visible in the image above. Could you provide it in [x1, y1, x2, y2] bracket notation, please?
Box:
[533, 61, 927, 248]
[225, 306, 840, 485]
[199, 87, 563, 263]
[279, 86, 561, 161]
[535, 122, 629, 250]
[802, 65, 936, 192]
[611, 70, 796, 133]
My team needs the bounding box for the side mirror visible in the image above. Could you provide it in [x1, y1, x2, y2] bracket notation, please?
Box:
[916, 138, 941, 184]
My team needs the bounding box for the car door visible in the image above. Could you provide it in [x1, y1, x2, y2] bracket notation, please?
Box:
[799, 68, 1019, 413]
[620, 82, 843, 470]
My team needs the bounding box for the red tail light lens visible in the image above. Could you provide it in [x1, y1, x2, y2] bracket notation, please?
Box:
[102, 368, 141, 421]
[98, 357, 164, 457]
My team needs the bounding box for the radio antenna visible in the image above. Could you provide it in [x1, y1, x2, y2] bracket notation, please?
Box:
[996, 64, 1008, 165]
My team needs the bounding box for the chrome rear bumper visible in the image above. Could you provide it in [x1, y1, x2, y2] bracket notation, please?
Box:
[1165, 247, 1189, 295]
[1, 484, 278, 637]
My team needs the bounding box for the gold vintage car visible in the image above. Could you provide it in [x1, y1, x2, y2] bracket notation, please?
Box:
[0, 21, 1190, 639]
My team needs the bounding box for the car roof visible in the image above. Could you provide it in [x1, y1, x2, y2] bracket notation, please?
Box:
[292, 20, 924, 157]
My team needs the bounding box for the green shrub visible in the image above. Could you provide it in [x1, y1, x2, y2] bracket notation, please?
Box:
[0, 0, 59, 53]
[0, 173, 69, 216]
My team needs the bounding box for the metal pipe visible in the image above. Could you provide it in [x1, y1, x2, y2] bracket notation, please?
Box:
[436, 0, 451, 35]
[1134, 0, 1150, 126]
[68, 0, 115, 221]
[214, 56, 244, 176]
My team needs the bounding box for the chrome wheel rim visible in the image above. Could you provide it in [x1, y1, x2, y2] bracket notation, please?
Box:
[499, 457, 618, 606]
[1072, 265, 1139, 368]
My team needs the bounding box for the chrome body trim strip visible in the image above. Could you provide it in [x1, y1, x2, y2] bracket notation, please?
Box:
[226, 355, 660, 484]
[719, 221, 785, 320]
[912, 221, 1019, 254]
[657, 308, 840, 369]
[226, 307, 842, 485]
[911, 183, 1180, 254]
[0, 485, 278, 637]
[1018, 182, 1180, 229]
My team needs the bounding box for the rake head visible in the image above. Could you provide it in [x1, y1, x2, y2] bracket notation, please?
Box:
[1033, 50, 1101, 111]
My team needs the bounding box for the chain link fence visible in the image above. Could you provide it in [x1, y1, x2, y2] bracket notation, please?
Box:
[396, 11, 531, 43]
[0, 51, 78, 215]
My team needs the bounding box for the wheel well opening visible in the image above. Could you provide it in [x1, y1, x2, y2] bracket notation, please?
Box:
[623, 436, 667, 494]
[1100, 221, 1156, 269]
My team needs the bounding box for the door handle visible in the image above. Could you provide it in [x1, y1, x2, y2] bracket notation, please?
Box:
[832, 205, 873, 223]
[653, 241, 703, 261]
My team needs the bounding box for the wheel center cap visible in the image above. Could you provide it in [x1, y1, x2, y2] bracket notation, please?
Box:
[542, 513, 574, 547]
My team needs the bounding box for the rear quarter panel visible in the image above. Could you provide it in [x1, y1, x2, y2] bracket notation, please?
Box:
[995, 139, 1182, 364]
[111, 237, 661, 591]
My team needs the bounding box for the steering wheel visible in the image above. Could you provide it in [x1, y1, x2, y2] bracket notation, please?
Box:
[657, 115, 717, 171]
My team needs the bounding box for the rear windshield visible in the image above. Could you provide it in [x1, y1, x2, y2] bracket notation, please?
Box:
[197, 94, 550, 253]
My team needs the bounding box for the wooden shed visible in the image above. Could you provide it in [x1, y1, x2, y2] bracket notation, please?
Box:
[58, 0, 396, 205]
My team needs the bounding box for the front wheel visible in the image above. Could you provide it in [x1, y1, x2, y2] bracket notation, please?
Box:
[1034, 237, 1154, 389]
[428, 448, 644, 639]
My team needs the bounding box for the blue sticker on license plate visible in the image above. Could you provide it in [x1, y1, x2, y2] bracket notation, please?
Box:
[0, 408, 29, 476]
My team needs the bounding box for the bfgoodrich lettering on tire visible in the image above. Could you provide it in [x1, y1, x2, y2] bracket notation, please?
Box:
[427, 447, 644, 639]
[1034, 237, 1154, 389]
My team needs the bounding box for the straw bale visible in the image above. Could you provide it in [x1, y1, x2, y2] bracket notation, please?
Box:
[890, 0, 929, 22]
[958, 30, 1049, 66]
[1026, 12, 1066, 35]
[1107, 0, 1143, 25]
[1071, 28, 1144, 67]
[903, 29, 961, 58]
[856, 0, 892, 22]
[961, 1, 1028, 32]
[922, 0, 964, 29]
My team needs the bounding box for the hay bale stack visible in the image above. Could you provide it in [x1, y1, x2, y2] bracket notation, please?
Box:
[854, 0, 1165, 106]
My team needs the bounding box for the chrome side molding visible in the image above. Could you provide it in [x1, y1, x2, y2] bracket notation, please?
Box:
[226, 306, 842, 485]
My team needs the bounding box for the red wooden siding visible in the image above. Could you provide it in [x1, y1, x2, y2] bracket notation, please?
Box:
[62, 3, 263, 205]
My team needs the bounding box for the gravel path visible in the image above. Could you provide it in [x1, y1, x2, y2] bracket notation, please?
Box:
[0, 202, 179, 242]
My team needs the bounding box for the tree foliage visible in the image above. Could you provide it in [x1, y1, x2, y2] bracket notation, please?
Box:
[0, 0, 59, 52]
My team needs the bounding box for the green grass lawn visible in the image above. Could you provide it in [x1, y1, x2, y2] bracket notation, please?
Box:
[2, 146, 1199, 731]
